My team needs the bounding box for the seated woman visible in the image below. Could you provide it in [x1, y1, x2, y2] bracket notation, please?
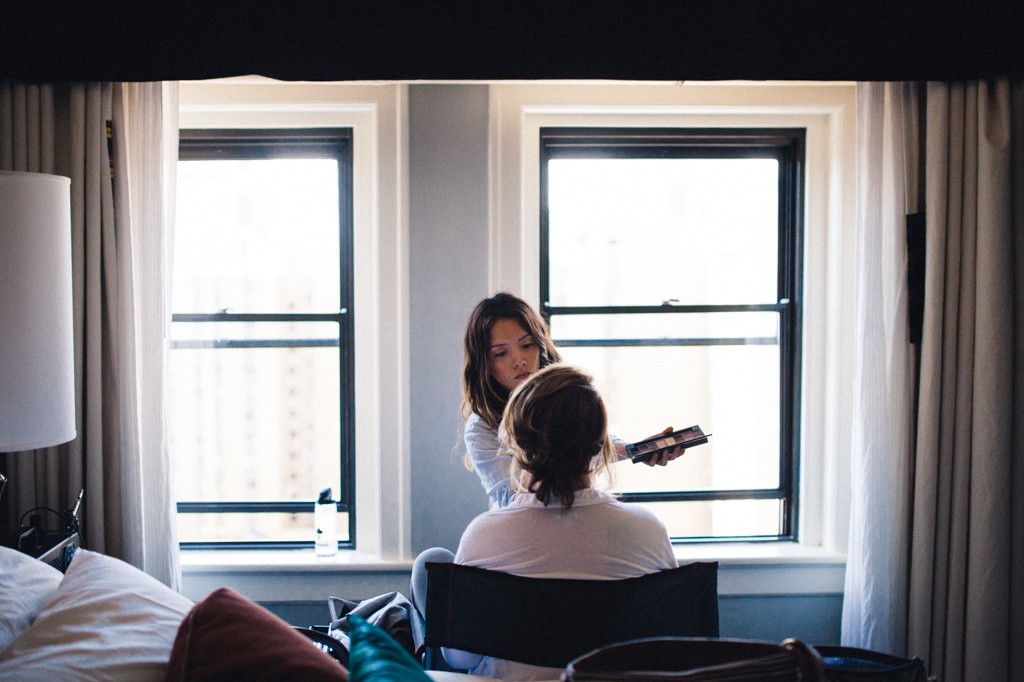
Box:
[444, 363, 678, 681]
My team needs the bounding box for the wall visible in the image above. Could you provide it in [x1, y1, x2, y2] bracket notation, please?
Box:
[403, 82, 843, 645]
[179, 81, 844, 646]
[408, 84, 495, 554]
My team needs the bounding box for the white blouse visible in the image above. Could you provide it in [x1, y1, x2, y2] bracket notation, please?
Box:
[446, 488, 678, 680]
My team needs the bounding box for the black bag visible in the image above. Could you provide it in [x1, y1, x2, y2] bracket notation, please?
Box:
[326, 591, 416, 657]
[815, 646, 930, 682]
[563, 636, 827, 681]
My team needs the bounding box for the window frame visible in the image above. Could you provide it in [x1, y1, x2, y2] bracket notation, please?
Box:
[173, 127, 356, 550]
[488, 83, 858, 556]
[539, 126, 805, 542]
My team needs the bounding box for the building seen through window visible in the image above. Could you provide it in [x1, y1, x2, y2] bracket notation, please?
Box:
[541, 127, 804, 541]
[170, 129, 354, 549]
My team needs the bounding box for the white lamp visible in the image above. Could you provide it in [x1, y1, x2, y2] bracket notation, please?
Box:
[0, 170, 76, 463]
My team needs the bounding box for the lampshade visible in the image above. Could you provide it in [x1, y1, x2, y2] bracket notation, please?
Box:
[0, 170, 76, 452]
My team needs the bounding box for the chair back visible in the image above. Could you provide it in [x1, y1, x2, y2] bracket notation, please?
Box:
[423, 561, 719, 670]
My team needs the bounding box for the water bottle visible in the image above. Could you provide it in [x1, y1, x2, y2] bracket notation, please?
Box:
[315, 487, 337, 557]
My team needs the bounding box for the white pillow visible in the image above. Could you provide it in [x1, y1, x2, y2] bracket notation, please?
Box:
[0, 546, 64, 652]
[0, 548, 193, 682]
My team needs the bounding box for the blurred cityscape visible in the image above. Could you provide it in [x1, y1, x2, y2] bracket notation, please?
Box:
[548, 157, 784, 538]
[170, 158, 344, 544]
[169, 155, 787, 543]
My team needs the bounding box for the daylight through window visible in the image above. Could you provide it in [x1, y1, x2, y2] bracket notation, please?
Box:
[170, 129, 354, 549]
[540, 127, 804, 541]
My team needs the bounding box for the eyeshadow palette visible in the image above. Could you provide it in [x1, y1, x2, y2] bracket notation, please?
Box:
[627, 425, 710, 463]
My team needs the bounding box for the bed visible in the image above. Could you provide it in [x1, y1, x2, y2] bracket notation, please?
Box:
[0, 545, 500, 682]
[0, 544, 358, 681]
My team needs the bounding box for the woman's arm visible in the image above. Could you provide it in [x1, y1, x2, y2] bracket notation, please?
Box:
[464, 413, 517, 508]
[610, 433, 630, 460]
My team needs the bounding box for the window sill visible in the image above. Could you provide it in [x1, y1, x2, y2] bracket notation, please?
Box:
[674, 540, 845, 565]
[180, 548, 413, 572]
[179, 542, 845, 602]
[675, 542, 846, 597]
[179, 548, 414, 602]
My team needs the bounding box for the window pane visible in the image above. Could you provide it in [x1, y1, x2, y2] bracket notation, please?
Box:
[170, 321, 340, 345]
[174, 158, 341, 313]
[547, 158, 779, 307]
[550, 312, 779, 343]
[558, 344, 780, 492]
[632, 499, 782, 539]
[168, 346, 341, 503]
[176, 510, 351, 544]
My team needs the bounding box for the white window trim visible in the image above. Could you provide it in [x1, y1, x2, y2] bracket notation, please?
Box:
[488, 81, 857, 559]
[176, 78, 411, 561]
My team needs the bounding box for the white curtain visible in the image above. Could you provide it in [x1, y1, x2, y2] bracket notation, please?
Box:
[0, 81, 180, 588]
[108, 83, 181, 587]
[842, 82, 917, 656]
[845, 79, 1024, 680]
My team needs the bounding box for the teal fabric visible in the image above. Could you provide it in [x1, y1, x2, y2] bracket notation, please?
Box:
[348, 613, 432, 682]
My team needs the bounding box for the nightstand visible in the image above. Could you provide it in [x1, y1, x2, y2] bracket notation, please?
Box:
[2, 528, 81, 572]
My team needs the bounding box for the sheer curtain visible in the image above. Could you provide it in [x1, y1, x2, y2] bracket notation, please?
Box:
[842, 82, 917, 656]
[0, 81, 180, 588]
[845, 79, 1024, 680]
[108, 82, 181, 587]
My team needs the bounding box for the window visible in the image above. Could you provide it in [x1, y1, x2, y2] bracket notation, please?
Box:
[171, 128, 354, 549]
[540, 127, 804, 542]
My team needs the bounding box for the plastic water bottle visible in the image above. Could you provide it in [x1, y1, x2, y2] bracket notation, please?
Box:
[315, 487, 337, 557]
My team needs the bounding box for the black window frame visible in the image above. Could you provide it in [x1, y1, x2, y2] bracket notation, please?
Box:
[173, 128, 356, 550]
[540, 126, 804, 543]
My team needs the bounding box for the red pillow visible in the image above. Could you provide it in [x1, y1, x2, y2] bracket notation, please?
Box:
[164, 587, 348, 682]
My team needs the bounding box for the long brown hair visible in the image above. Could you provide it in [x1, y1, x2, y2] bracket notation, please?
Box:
[461, 292, 561, 430]
[501, 364, 614, 509]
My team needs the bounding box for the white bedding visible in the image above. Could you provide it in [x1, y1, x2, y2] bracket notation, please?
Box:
[0, 545, 505, 682]
[0, 545, 63, 652]
[0, 548, 193, 682]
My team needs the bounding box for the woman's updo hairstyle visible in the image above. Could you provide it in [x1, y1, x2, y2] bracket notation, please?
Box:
[501, 364, 614, 509]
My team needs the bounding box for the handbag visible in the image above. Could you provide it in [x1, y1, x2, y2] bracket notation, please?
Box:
[326, 591, 416, 657]
[563, 636, 827, 681]
[815, 646, 930, 682]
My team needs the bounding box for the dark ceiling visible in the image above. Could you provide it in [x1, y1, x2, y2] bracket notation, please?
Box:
[2, 1, 1022, 84]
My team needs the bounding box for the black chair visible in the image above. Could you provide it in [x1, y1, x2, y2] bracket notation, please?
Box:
[563, 636, 827, 681]
[422, 561, 719, 671]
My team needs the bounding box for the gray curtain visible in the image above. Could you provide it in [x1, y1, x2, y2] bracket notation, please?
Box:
[0, 81, 179, 588]
[908, 80, 1024, 681]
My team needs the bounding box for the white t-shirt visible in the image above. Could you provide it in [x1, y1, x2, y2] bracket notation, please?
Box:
[447, 488, 677, 680]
